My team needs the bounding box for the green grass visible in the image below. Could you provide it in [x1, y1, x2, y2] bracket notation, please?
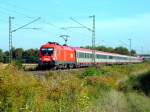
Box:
[120, 71, 150, 96]
[0, 63, 150, 112]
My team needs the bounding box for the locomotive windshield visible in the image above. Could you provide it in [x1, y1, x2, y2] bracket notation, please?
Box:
[41, 48, 53, 56]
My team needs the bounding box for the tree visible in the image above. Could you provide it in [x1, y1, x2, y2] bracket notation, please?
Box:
[22, 49, 39, 63]
[81, 45, 114, 52]
[114, 46, 129, 55]
[96, 46, 114, 52]
[14, 48, 24, 60]
[0, 49, 3, 62]
[130, 50, 136, 56]
[3, 51, 9, 63]
[81, 45, 131, 55]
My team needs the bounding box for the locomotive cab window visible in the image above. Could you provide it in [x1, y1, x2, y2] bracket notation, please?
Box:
[41, 48, 54, 56]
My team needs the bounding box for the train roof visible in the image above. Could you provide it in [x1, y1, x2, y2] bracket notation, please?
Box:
[40, 42, 140, 59]
[74, 47, 139, 59]
[41, 42, 75, 51]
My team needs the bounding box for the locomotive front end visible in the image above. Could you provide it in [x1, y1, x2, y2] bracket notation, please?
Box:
[39, 46, 56, 68]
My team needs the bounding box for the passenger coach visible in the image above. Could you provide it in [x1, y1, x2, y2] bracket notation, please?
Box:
[75, 47, 142, 67]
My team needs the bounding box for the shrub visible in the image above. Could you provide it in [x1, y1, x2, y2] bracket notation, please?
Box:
[80, 67, 107, 78]
[1, 63, 150, 112]
[119, 71, 150, 96]
[11, 60, 23, 70]
[0, 65, 47, 112]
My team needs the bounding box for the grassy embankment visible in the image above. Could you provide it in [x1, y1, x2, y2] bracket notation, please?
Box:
[0, 62, 150, 112]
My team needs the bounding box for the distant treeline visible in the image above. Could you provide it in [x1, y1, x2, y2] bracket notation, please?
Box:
[0, 46, 136, 63]
[81, 46, 136, 56]
[0, 48, 39, 63]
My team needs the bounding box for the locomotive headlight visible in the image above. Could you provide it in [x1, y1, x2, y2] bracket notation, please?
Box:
[39, 58, 42, 60]
[53, 57, 56, 60]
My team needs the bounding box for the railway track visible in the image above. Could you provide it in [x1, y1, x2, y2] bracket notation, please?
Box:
[25, 65, 86, 77]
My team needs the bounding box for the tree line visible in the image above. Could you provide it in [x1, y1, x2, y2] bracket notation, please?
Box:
[0, 46, 136, 63]
[81, 46, 136, 56]
[0, 48, 39, 63]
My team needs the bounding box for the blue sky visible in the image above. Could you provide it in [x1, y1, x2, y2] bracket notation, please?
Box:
[0, 0, 150, 54]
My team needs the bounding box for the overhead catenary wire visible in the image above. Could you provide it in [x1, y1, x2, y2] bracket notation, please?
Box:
[0, 0, 67, 32]
[0, 9, 11, 16]
[0, 17, 7, 23]
[70, 17, 92, 31]
[0, 5, 34, 19]
[41, 19, 64, 30]
[0, 0, 64, 29]
[0, 0, 30, 12]
[0, 1, 94, 38]
[0, 7, 67, 36]
[69, 16, 96, 65]
[0, 0, 37, 19]
[0, 0, 83, 50]
[11, 17, 41, 33]
[8, 17, 41, 62]
[0, 0, 40, 18]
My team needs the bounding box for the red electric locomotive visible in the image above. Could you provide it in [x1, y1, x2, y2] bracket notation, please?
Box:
[39, 42, 76, 69]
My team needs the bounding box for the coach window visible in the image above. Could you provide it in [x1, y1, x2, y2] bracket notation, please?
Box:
[106, 55, 108, 59]
[117, 57, 120, 59]
[96, 55, 98, 59]
[86, 53, 88, 58]
[96, 54, 98, 59]
[78, 52, 79, 58]
[83, 53, 85, 58]
[85, 53, 87, 58]
[99, 55, 102, 59]
[78, 52, 80, 58]
[88, 53, 90, 58]
[99, 55, 101, 59]
[76, 52, 78, 58]
[109, 56, 113, 59]
[80, 52, 82, 58]
[80, 53, 84, 58]
[113, 56, 117, 59]
[84, 53, 86, 58]
[101, 55, 105, 59]
[81, 53, 83, 58]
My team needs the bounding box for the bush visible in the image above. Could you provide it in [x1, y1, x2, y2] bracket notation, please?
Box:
[0, 65, 47, 112]
[119, 71, 150, 96]
[80, 67, 107, 78]
[82, 68, 97, 77]
[1, 63, 150, 112]
[11, 60, 23, 70]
